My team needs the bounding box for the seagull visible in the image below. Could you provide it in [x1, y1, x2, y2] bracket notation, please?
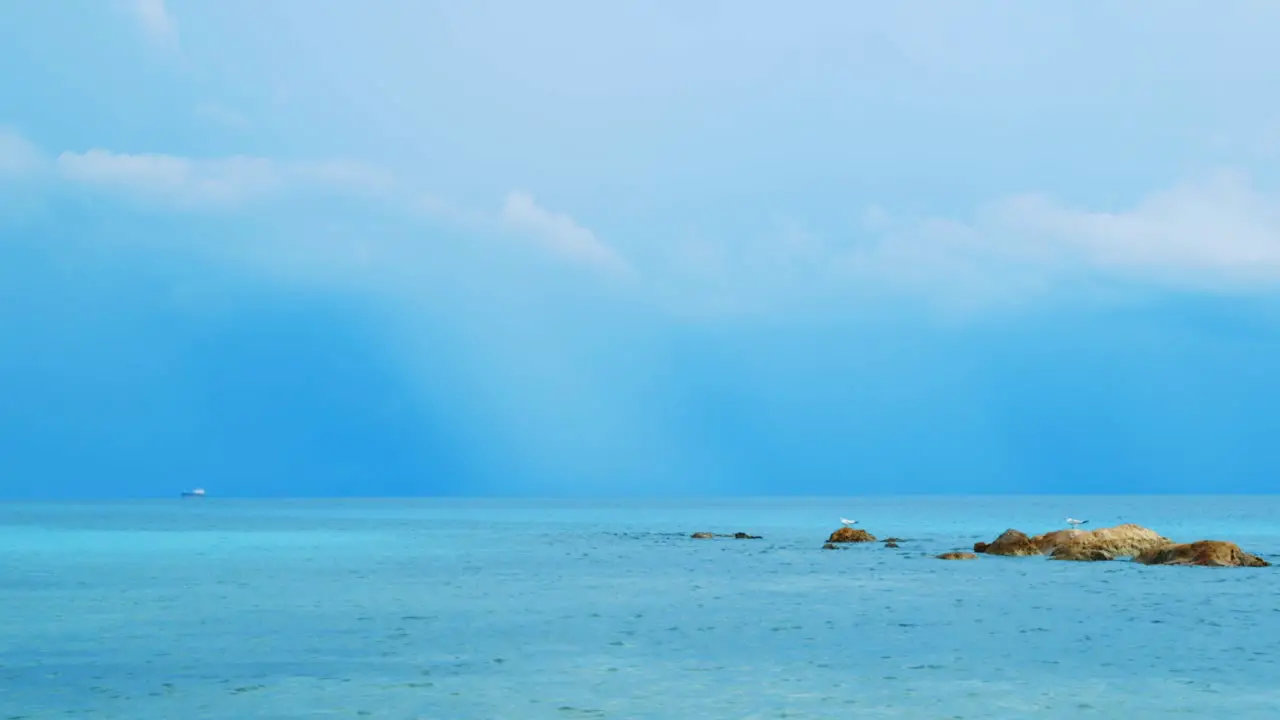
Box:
[1065, 517, 1088, 528]
[840, 518, 857, 527]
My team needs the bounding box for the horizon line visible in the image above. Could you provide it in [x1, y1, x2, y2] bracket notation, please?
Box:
[4, 491, 1280, 503]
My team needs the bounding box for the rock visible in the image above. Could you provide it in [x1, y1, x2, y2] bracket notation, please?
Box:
[691, 532, 714, 539]
[1050, 545, 1114, 562]
[881, 537, 905, 543]
[826, 527, 876, 543]
[1036, 524, 1171, 558]
[1030, 528, 1090, 552]
[732, 532, 762, 540]
[975, 523, 1172, 560]
[884, 542, 900, 548]
[976, 529, 1040, 556]
[822, 543, 840, 550]
[1135, 540, 1270, 567]
[937, 552, 978, 560]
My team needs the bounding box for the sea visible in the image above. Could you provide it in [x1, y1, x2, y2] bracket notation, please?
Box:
[1, 496, 1278, 719]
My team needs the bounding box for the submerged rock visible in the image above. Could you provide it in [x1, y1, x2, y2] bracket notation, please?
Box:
[937, 552, 978, 560]
[1135, 541, 1270, 567]
[732, 532, 763, 540]
[827, 527, 876, 543]
[822, 542, 840, 550]
[881, 537, 905, 544]
[884, 541, 900, 548]
[691, 532, 714, 539]
[690, 531, 762, 540]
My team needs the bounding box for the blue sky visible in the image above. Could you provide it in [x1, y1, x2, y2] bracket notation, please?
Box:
[3, 1, 1280, 498]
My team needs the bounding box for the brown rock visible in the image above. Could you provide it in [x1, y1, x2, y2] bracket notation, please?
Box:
[822, 542, 840, 550]
[691, 532, 714, 539]
[1032, 528, 1091, 552]
[937, 552, 978, 560]
[977, 529, 1041, 556]
[1050, 545, 1114, 562]
[1037, 524, 1171, 558]
[732, 532, 762, 540]
[826, 527, 876, 543]
[884, 542, 900, 548]
[881, 537, 905, 544]
[1135, 540, 1270, 567]
[975, 523, 1173, 560]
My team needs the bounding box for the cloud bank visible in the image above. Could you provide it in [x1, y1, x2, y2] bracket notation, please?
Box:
[5, 129, 1280, 320]
[835, 171, 1280, 312]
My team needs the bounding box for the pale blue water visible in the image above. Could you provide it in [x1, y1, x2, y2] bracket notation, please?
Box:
[2, 496, 1278, 719]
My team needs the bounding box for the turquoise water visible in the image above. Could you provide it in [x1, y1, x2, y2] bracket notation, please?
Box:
[2, 496, 1278, 719]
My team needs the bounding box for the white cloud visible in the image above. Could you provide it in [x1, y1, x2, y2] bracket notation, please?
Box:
[501, 192, 629, 274]
[0, 128, 44, 177]
[642, 172, 1280, 320]
[130, 0, 178, 48]
[53, 149, 394, 210]
[10, 128, 1280, 313]
[56, 150, 284, 209]
[0, 128, 50, 223]
[3, 133, 625, 280]
[14, 133, 623, 280]
[1002, 172, 1280, 289]
[839, 171, 1280, 307]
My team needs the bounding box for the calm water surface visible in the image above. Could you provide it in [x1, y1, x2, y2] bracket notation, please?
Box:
[1, 496, 1278, 719]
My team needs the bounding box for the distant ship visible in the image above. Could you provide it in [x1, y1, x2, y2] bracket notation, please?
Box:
[181, 488, 207, 498]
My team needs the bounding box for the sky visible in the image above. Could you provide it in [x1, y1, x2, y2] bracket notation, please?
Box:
[3, 1, 1280, 499]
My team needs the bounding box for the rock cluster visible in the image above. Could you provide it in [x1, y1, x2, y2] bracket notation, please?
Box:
[973, 524, 1171, 560]
[679, 521, 1271, 569]
[972, 523, 1269, 567]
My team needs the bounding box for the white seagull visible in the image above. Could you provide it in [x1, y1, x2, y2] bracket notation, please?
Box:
[1065, 517, 1088, 528]
[840, 517, 857, 527]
